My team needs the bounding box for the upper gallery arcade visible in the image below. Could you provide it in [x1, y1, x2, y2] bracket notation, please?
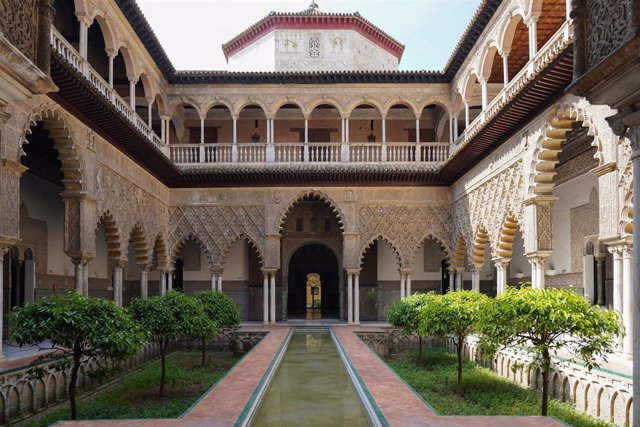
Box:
[0, 0, 634, 370]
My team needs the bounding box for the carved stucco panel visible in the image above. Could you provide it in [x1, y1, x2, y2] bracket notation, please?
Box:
[357, 204, 451, 268]
[95, 164, 168, 261]
[168, 205, 266, 268]
[453, 161, 525, 260]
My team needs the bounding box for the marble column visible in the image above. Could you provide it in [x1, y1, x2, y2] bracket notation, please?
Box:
[262, 270, 269, 325]
[217, 272, 223, 292]
[347, 272, 353, 325]
[455, 271, 463, 291]
[480, 79, 488, 110]
[470, 265, 480, 292]
[160, 271, 167, 295]
[210, 270, 217, 291]
[447, 266, 456, 292]
[495, 259, 509, 295]
[406, 272, 412, 296]
[128, 77, 137, 110]
[269, 272, 276, 325]
[595, 254, 605, 305]
[112, 261, 124, 306]
[140, 267, 148, 299]
[354, 272, 360, 325]
[0, 247, 9, 358]
[167, 271, 173, 291]
[73, 259, 83, 293]
[400, 272, 406, 299]
[622, 246, 633, 356]
[502, 52, 510, 87]
[82, 259, 89, 296]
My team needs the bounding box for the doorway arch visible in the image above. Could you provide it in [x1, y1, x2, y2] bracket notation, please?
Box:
[286, 243, 340, 319]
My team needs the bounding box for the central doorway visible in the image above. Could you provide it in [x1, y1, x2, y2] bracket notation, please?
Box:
[287, 244, 339, 319]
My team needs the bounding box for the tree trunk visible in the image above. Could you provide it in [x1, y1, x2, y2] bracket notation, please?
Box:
[456, 340, 463, 398]
[69, 349, 82, 419]
[159, 343, 166, 398]
[541, 348, 550, 416]
[418, 336, 423, 367]
[201, 338, 206, 367]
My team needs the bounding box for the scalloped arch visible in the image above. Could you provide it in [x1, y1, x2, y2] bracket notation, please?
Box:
[22, 106, 85, 192]
[276, 190, 346, 233]
[358, 235, 402, 270]
[170, 234, 214, 270]
[220, 234, 264, 268]
[529, 104, 605, 196]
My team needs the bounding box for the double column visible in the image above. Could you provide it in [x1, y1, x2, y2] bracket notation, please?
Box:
[71, 255, 92, 296]
[210, 269, 223, 291]
[527, 254, 549, 289]
[469, 264, 481, 292]
[399, 268, 412, 299]
[112, 259, 126, 306]
[608, 244, 634, 357]
[262, 269, 277, 325]
[346, 269, 360, 325]
[494, 259, 509, 295]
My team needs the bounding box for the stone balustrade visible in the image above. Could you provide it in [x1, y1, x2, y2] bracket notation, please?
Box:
[169, 142, 450, 166]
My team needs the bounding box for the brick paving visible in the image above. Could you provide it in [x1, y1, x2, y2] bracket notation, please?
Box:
[332, 325, 564, 427]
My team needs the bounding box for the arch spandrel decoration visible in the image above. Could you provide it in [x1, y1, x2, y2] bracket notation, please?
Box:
[168, 205, 266, 267]
[357, 204, 451, 268]
[94, 164, 167, 261]
[452, 161, 525, 260]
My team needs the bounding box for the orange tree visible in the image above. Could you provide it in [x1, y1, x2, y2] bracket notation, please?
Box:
[192, 290, 240, 366]
[419, 290, 490, 397]
[387, 292, 436, 366]
[130, 290, 215, 397]
[479, 286, 622, 415]
[9, 292, 144, 419]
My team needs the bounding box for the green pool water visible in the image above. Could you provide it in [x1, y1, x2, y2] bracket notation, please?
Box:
[251, 330, 371, 427]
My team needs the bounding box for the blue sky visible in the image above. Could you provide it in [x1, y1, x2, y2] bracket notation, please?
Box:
[137, 0, 482, 71]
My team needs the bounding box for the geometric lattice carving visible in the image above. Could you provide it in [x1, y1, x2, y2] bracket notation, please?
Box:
[358, 204, 451, 268]
[452, 161, 524, 259]
[168, 205, 266, 267]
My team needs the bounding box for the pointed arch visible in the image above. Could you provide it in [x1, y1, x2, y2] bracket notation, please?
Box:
[620, 190, 633, 236]
[170, 234, 213, 269]
[408, 233, 451, 267]
[97, 211, 123, 260]
[358, 235, 402, 270]
[471, 226, 489, 265]
[21, 106, 84, 191]
[529, 103, 605, 196]
[220, 235, 264, 268]
[452, 235, 467, 270]
[276, 190, 346, 233]
[497, 213, 520, 259]
[129, 223, 149, 266]
[152, 233, 168, 271]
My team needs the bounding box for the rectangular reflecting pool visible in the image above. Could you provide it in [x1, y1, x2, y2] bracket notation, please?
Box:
[250, 330, 372, 427]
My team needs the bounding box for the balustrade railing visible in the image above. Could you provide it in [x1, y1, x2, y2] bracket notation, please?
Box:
[170, 142, 449, 165]
[50, 28, 168, 156]
[452, 21, 573, 155]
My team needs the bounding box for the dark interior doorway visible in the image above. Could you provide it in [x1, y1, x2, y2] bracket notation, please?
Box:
[174, 259, 184, 292]
[287, 244, 339, 318]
